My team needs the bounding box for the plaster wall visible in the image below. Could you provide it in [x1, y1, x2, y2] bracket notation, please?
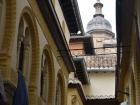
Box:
[83, 72, 115, 97]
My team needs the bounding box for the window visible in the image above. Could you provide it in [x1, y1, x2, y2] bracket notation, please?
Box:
[40, 50, 49, 102]
[55, 75, 62, 105]
[17, 18, 24, 72]
[17, 18, 32, 82]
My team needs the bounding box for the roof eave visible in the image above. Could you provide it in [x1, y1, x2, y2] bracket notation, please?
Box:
[37, 0, 76, 72]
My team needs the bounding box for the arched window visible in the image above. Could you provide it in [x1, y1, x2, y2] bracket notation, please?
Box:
[17, 18, 24, 72]
[17, 18, 32, 82]
[40, 50, 49, 102]
[55, 74, 62, 105]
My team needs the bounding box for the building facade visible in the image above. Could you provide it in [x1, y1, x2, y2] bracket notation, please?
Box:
[116, 0, 140, 105]
[2, 0, 139, 105]
[0, 0, 83, 105]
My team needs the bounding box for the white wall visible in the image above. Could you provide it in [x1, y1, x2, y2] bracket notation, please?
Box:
[83, 72, 115, 98]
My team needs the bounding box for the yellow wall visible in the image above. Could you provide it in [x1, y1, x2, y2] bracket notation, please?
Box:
[67, 88, 84, 105]
[0, 0, 70, 105]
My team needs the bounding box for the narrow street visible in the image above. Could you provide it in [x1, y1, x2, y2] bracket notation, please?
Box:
[0, 0, 140, 105]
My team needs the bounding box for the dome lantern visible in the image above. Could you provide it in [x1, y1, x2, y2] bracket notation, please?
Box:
[94, 0, 104, 17]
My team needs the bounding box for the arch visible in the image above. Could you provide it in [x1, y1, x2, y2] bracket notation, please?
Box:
[41, 45, 55, 105]
[56, 70, 67, 105]
[17, 6, 40, 92]
[17, 20, 32, 83]
[40, 49, 49, 101]
[39, 45, 55, 104]
[23, 6, 39, 84]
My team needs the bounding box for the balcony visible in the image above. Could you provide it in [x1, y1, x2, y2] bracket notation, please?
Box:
[71, 50, 117, 72]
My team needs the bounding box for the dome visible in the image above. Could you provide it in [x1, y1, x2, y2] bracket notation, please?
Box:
[86, 16, 112, 33]
[86, 0, 112, 33]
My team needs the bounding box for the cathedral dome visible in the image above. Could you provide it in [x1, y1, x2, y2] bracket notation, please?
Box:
[86, 16, 112, 32]
[86, 0, 112, 33]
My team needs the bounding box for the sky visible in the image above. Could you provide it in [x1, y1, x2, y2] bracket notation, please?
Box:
[77, 0, 116, 34]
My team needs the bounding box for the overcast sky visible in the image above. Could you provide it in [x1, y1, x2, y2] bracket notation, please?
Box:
[77, 0, 116, 34]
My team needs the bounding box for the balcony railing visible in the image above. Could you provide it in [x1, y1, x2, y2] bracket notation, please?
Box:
[71, 51, 117, 72]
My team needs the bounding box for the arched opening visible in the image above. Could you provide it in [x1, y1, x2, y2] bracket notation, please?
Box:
[40, 50, 49, 102]
[17, 17, 32, 83]
[16, 7, 40, 105]
[18, 41, 25, 72]
[39, 45, 55, 105]
[55, 75, 62, 105]
[55, 72, 66, 105]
